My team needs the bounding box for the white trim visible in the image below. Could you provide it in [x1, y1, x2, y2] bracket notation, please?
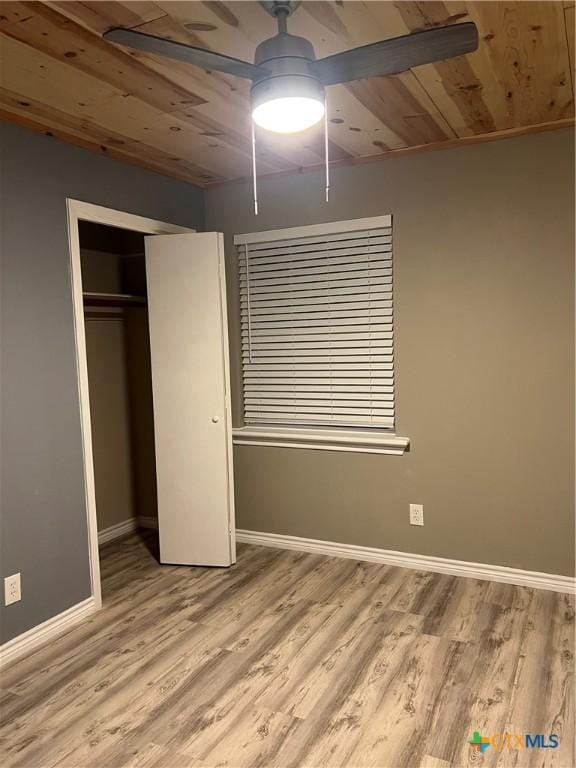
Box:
[67, 201, 193, 235]
[67, 199, 196, 614]
[97, 518, 138, 546]
[232, 426, 409, 455]
[217, 233, 237, 562]
[0, 598, 96, 669]
[236, 530, 576, 594]
[138, 515, 159, 529]
[234, 214, 392, 245]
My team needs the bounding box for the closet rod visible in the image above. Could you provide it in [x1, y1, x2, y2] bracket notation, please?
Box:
[83, 291, 147, 308]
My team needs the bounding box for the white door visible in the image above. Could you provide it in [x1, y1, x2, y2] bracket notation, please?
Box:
[145, 232, 235, 566]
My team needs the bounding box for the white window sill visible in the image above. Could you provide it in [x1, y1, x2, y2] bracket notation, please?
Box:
[232, 426, 410, 455]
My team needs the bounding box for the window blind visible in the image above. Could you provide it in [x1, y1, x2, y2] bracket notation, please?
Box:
[236, 215, 394, 430]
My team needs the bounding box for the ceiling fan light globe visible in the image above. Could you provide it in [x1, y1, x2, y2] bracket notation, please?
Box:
[252, 96, 325, 133]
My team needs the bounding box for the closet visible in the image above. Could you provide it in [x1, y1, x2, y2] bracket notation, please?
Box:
[75, 213, 235, 571]
[80, 222, 157, 543]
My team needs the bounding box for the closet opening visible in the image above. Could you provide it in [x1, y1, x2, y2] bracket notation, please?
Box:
[69, 200, 235, 611]
[79, 221, 159, 588]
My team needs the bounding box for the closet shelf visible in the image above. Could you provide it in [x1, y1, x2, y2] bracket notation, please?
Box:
[83, 292, 147, 307]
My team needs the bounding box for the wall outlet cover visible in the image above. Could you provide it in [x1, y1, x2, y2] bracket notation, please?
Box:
[410, 504, 424, 526]
[4, 573, 21, 606]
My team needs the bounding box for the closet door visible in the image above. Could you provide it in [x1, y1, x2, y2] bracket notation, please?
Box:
[145, 232, 235, 567]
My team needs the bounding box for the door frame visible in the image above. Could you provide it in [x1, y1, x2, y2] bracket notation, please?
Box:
[67, 199, 195, 610]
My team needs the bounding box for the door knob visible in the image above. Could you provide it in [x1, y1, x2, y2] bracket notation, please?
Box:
[211, 415, 220, 423]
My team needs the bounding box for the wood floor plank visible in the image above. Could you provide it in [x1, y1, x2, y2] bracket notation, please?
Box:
[258, 584, 388, 718]
[193, 706, 299, 768]
[496, 591, 575, 768]
[386, 568, 457, 618]
[272, 611, 423, 768]
[419, 757, 452, 768]
[344, 634, 467, 768]
[447, 599, 536, 768]
[0, 533, 573, 768]
[420, 577, 490, 642]
[5, 622, 222, 768]
[151, 600, 339, 756]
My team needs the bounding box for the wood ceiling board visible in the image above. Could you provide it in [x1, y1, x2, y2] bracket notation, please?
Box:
[302, 1, 378, 44]
[0, 1, 572, 186]
[381, 2, 507, 137]
[0, 35, 232, 182]
[346, 76, 453, 148]
[466, 1, 574, 126]
[122, 15, 251, 106]
[408, 1, 570, 130]
[44, 1, 166, 34]
[153, 1, 274, 61]
[0, 3, 212, 113]
[1, 34, 137, 121]
[323, 85, 408, 154]
[368, 2, 573, 136]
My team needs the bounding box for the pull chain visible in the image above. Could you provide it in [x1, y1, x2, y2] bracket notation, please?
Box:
[251, 119, 259, 216]
[324, 93, 330, 203]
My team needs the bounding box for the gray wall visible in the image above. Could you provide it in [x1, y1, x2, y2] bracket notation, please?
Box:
[85, 316, 136, 533]
[206, 129, 575, 577]
[0, 122, 204, 643]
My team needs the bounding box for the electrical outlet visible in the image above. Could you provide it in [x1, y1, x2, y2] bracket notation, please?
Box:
[4, 573, 21, 606]
[410, 504, 424, 526]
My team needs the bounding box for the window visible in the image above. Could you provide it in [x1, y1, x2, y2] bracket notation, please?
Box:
[234, 216, 407, 454]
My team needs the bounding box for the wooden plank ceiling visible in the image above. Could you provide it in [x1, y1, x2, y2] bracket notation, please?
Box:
[0, 1, 574, 187]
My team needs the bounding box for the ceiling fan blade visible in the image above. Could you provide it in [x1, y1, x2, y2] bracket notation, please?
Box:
[312, 22, 478, 86]
[103, 27, 266, 80]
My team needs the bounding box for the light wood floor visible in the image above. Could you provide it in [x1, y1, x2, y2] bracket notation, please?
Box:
[1, 533, 574, 768]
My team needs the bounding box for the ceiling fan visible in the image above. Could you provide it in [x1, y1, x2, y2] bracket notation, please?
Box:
[105, 0, 478, 133]
[104, 1, 478, 208]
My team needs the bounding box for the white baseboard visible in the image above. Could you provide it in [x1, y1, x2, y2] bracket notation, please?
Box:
[236, 529, 576, 594]
[138, 515, 159, 530]
[98, 518, 138, 545]
[98, 517, 158, 544]
[0, 597, 97, 668]
[97, 518, 575, 593]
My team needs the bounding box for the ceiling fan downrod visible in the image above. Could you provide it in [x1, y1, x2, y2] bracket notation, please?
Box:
[260, 1, 301, 33]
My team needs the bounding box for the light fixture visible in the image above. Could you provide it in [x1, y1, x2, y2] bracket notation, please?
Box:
[252, 95, 324, 134]
[250, 50, 326, 135]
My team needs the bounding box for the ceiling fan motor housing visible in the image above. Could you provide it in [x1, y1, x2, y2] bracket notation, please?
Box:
[251, 33, 325, 114]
